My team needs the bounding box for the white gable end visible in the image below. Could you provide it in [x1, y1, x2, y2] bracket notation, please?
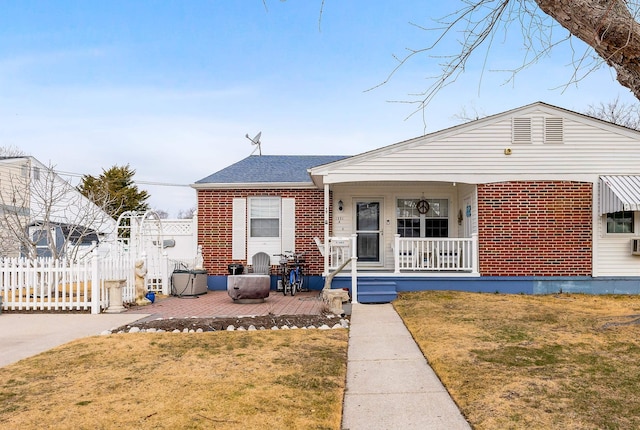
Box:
[310, 102, 640, 186]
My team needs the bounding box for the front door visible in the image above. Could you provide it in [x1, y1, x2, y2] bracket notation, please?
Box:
[355, 201, 381, 263]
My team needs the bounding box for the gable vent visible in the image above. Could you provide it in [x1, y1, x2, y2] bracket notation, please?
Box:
[544, 117, 564, 143]
[512, 117, 532, 143]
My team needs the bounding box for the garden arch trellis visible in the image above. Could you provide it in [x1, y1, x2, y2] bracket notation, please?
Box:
[115, 210, 169, 299]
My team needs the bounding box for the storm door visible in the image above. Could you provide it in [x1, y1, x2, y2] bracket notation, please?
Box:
[356, 201, 381, 263]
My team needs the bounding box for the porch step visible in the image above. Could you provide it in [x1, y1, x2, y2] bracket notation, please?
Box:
[357, 281, 397, 304]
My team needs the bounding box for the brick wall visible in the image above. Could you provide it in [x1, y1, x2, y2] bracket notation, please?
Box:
[197, 188, 328, 276]
[477, 181, 592, 276]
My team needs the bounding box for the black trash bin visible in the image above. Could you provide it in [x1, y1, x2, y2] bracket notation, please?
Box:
[228, 264, 244, 275]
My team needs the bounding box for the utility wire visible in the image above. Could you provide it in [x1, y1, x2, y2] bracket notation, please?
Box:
[1, 160, 192, 188]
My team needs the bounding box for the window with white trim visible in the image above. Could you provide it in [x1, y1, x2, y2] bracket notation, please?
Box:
[396, 198, 449, 238]
[606, 211, 634, 233]
[233, 197, 295, 262]
[249, 197, 280, 238]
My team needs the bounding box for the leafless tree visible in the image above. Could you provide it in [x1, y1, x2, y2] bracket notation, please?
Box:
[584, 97, 640, 130]
[154, 209, 169, 219]
[0, 145, 26, 157]
[0, 158, 117, 260]
[177, 207, 196, 219]
[372, 1, 640, 120]
[451, 103, 489, 124]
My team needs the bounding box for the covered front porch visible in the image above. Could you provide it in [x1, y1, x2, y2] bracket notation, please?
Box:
[314, 178, 480, 303]
[307, 145, 485, 302]
[321, 233, 480, 303]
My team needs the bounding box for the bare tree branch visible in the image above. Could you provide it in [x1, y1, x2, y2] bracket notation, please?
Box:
[584, 96, 640, 129]
[368, 1, 640, 129]
[0, 159, 116, 260]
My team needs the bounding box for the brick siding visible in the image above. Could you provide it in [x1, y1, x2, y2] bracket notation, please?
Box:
[477, 181, 592, 276]
[197, 188, 329, 276]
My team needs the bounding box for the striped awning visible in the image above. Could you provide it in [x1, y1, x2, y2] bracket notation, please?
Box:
[600, 176, 640, 214]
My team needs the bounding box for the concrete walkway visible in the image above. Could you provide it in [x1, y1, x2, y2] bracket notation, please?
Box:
[342, 303, 471, 430]
[0, 313, 148, 367]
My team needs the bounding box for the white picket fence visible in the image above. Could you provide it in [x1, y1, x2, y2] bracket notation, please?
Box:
[0, 248, 168, 314]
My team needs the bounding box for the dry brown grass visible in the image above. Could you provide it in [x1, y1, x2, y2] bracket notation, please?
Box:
[394, 291, 640, 430]
[0, 330, 348, 429]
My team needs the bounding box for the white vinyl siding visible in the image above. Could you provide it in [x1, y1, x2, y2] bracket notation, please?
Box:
[312, 105, 640, 185]
[597, 212, 640, 276]
[231, 198, 247, 260]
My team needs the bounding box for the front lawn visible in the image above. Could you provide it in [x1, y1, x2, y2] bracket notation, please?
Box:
[394, 291, 640, 429]
[0, 330, 348, 429]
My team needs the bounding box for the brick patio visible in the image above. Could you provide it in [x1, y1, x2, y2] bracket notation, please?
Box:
[125, 290, 325, 321]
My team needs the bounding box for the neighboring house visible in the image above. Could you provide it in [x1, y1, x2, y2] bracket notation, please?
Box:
[0, 157, 30, 257]
[194, 102, 640, 302]
[0, 156, 117, 259]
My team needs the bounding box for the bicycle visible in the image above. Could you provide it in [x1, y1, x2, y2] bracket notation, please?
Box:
[287, 252, 306, 296]
[275, 252, 306, 296]
[275, 252, 292, 295]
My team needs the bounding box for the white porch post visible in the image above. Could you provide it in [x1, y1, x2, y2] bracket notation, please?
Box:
[323, 183, 330, 276]
[350, 233, 358, 304]
[394, 234, 400, 273]
[472, 233, 479, 274]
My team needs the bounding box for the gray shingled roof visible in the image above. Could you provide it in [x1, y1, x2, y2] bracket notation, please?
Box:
[195, 155, 348, 184]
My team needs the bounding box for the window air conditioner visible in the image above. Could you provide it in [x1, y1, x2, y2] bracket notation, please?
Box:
[631, 239, 640, 256]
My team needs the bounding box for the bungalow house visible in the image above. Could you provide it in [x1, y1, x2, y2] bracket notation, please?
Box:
[193, 102, 640, 302]
[0, 156, 117, 259]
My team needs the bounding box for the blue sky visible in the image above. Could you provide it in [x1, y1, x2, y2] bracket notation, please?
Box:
[0, 1, 637, 216]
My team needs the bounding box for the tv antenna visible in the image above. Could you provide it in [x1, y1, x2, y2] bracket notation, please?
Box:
[245, 131, 262, 155]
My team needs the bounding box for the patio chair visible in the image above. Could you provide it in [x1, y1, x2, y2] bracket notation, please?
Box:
[251, 252, 271, 275]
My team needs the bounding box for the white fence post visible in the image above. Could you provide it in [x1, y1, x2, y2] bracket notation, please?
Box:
[91, 246, 100, 314]
[161, 251, 169, 295]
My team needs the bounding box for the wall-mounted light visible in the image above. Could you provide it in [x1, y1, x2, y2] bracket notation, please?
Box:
[338, 200, 343, 212]
[458, 209, 463, 225]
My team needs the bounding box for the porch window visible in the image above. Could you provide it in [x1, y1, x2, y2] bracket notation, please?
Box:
[606, 211, 634, 233]
[396, 198, 449, 238]
[249, 197, 280, 238]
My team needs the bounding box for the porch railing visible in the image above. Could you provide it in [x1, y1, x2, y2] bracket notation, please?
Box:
[393, 234, 478, 273]
[325, 233, 478, 274]
[328, 236, 355, 271]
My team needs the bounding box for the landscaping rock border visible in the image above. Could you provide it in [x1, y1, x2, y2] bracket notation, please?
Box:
[103, 314, 349, 335]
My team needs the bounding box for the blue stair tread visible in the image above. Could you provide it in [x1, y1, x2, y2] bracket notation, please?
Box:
[355, 280, 398, 303]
